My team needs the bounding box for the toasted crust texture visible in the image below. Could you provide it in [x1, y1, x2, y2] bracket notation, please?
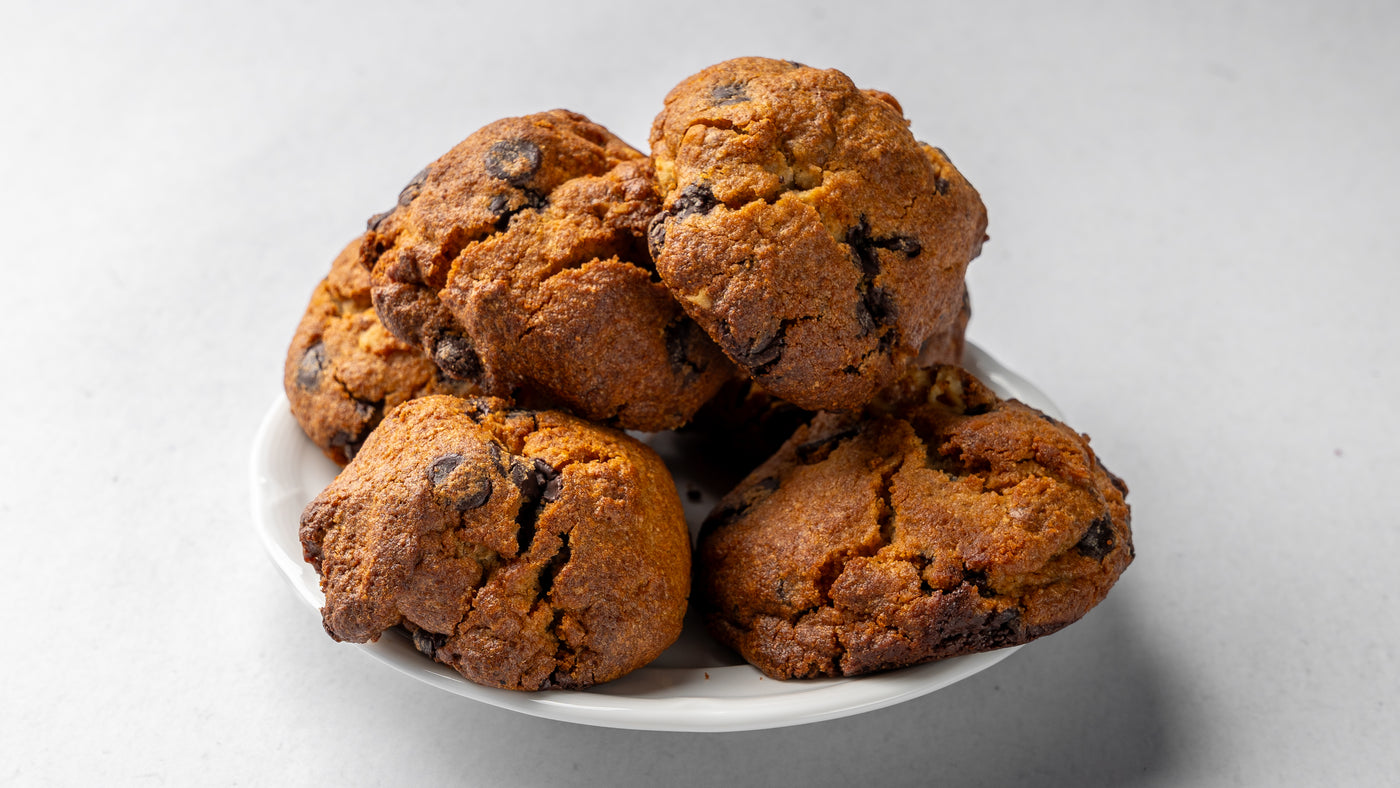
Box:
[649, 58, 988, 411]
[300, 395, 692, 690]
[362, 110, 733, 431]
[698, 365, 1132, 679]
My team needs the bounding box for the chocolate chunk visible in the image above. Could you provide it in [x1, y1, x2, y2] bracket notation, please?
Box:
[848, 218, 916, 335]
[459, 399, 495, 422]
[455, 477, 493, 512]
[669, 182, 719, 220]
[428, 454, 464, 485]
[963, 568, 996, 598]
[541, 471, 563, 504]
[509, 460, 536, 497]
[884, 236, 922, 257]
[855, 284, 897, 333]
[531, 458, 559, 494]
[876, 324, 899, 353]
[847, 218, 923, 277]
[432, 332, 482, 381]
[295, 342, 326, 389]
[483, 139, 543, 186]
[327, 429, 356, 450]
[774, 577, 792, 604]
[509, 457, 560, 554]
[664, 319, 708, 383]
[647, 213, 668, 257]
[509, 457, 556, 502]
[718, 319, 787, 373]
[487, 193, 510, 220]
[847, 220, 881, 277]
[411, 628, 449, 657]
[711, 82, 750, 105]
[1075, 514, 1116, 561]
[428, 453, 494, 512]
[326, 426, 368, 463]
[487, 188, 547, 231]
[366, 210, 392, 232]
[398, 167, 431, 207]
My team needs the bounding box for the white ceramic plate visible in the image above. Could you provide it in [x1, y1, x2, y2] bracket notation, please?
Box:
[250, 343, 1060, 732]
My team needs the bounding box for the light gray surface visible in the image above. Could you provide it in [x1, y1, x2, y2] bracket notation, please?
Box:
[2, 1, 1397, 785]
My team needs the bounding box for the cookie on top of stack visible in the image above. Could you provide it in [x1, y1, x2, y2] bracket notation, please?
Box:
[282, 57, 1132, 691]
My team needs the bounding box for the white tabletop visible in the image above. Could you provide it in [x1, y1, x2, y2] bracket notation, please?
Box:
[3, 1, 1397, 785]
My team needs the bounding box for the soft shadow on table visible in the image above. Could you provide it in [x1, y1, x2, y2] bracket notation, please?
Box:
[380, 586, 1188, 787]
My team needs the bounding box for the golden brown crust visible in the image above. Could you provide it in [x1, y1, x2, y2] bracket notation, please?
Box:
[697, 365, 1132, 679]
[362, 110, 733, 431]
[299, 395, 691, 690]
[917, 282, 971, 368]
[686, 294, 971, 472]
[284, 239, 481, 465]
[648, 58, 988, 412]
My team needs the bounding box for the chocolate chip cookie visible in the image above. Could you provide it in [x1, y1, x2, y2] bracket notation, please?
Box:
[285, 238, 481, 465]
[362, 109, 733, 431]
[697, 364, 1132, 679]
[299, 395, 692, 690]
[648, 57, 988, 412]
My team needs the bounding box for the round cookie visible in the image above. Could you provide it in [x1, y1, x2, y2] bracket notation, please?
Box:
[361, 109, 733, 432]
[648, 57, 988, 412]
[697, 364, 1132, 679]
[285, 238, 481, 465]
[299, 394, 692, 691]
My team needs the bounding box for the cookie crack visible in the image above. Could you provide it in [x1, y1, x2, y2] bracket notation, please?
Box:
[407, 538, 506, 664]
[793, 424, 860, 465]
[688, 116, 742, 134]
[506, 455, 562, 557]
[873, 451, 901, 549]
[787, 449, 901, 626]
[540, 529, 580, 685]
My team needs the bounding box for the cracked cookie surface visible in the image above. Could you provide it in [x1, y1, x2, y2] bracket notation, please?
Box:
[362, 109, 733, 431]
[299, 394, 691, 690]
[697, 365, 1132, 679]
[648, 57, 988, 412]
[285, 238, 481, 465]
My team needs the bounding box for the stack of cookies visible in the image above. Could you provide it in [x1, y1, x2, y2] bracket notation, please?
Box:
[286, 57, 1133, 691]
